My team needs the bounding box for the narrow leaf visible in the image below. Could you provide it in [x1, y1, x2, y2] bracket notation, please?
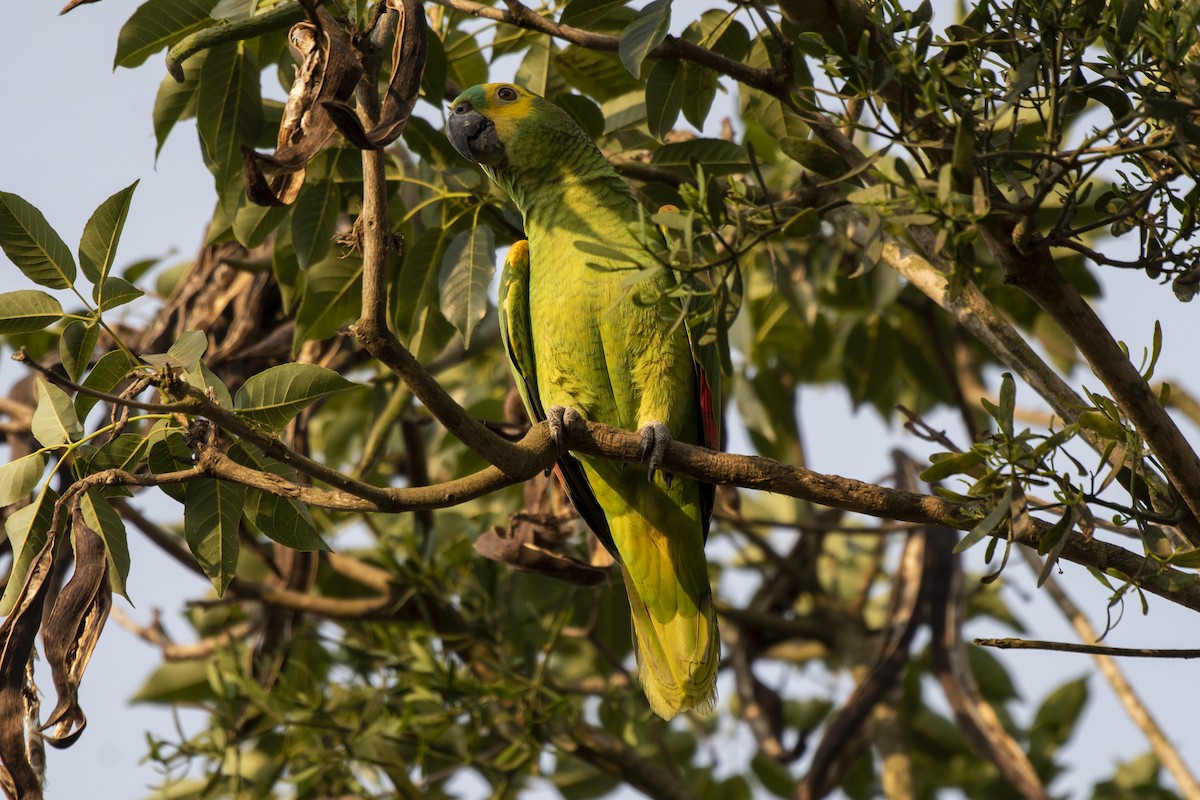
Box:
[0, 191, 77, 289]
[0, 453, 47, 507]
[954, 488, 1013, 554]
[234, 363, 356, 431]
[291, 180, 341, 269]
[293, 257, 363, 347]
[197, 43, 262, 213]
[94, 276, 145, 311]
[645, 59, 684, 141]
[115, 0, 219, 69]
[439, 226, 496, 348]
[79, 490, 132, 599]
[0, 488, 58, 616]
[618, 0, 672, 78]
[0, 289, 63, 333]
[76, 350, 135, 421]
[60, 320, 99, 383]
[153, 50, 206, 157]
[32, 378, 83, 447]
[79, 181, 139, 284]
[184, 478, 243, 595]
[649, 138, 749, 175]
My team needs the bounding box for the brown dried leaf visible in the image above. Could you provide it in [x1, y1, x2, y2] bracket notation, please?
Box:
[243, 4, 362, 206]
[475, 526, 608, 586]
[40, 509, 113, 750]
[0, 514, 59, 800]
[325, 0, 427, 150]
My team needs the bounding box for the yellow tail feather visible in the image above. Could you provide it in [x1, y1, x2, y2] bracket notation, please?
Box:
[619, 563, 720, 720]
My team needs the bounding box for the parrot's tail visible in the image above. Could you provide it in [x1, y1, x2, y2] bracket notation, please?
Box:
[619, 561, 720, 720]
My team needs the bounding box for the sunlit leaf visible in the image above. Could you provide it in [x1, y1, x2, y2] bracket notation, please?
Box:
[0, 453, 47, 507]
[184, 477, 243, 595]
[115, 0, 219, 69]
[32, 378, 83, 447]
[0, 191, 76, 289]
[0, 290, 63, 333]
[439, 225, 495, 348]
[234, 363, 356, 431]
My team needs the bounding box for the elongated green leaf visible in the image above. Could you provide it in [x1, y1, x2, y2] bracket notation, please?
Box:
[0, 488, 58, 616]
[79, 490, 132, 599]
[439, 226, 496, 348]
[32, 378, 83, 448]
[649, 139, 749, 175]
[229, 443, 326, 552]
[79, 181, 139, 284]
[394, 226, 445, 338]
[197, 43, 262, 212]
[0, 192, 76, 289]
[920, 450, 985, 482]
[115, 0, 219, 69]
[82, 433, 149, 475]
[153, 50, 206, 157]
[954, 487, 1013, 554]
[0, 453, 47, 507]
[148, 431, 193, 502]
[680, 62, 718, 129]
[169, 330, 208, 369]
[0, 289, 63, 333]
[131, 660, 214, 705]
[553, 46, 642, 102]
[76, 350, 135, 421]
[94, 276, 145, 311]
[60, 320, 99, 383]
[293, 257, 363, 347]
[232, 199, 288, 250]
[292, 180, 341, 269]
[645, 59, 683, 141]
[234, 363, 356, 431]
[184, 478, 242, 594]
[619, 0, 671, 78]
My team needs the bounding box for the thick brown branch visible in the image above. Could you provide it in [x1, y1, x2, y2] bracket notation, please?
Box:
[558, 722, 698, 800]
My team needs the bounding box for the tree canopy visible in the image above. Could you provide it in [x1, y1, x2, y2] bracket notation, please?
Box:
[1, 0, 1200, 798]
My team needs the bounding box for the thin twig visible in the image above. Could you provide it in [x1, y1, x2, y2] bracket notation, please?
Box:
[974, 638, 1200, 659]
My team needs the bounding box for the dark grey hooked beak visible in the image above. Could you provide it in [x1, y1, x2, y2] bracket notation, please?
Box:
[447, 103, 503, 166]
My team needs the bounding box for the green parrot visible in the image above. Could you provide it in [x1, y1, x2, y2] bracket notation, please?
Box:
[446, 83, 721, 720]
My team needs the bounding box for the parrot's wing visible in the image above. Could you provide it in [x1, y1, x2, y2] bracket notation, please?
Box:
[499, 240, 617, 556]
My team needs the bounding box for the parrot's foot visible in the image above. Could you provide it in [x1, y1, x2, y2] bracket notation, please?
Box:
[547, 405, 585, 454]
[638, 421, 674, 486]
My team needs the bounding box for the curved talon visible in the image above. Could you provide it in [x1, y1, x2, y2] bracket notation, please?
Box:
[547, 405, 585, 454]
[638, 420, 674, 486]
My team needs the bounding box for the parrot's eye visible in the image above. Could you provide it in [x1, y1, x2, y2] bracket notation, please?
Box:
[496, 86, 518, 102]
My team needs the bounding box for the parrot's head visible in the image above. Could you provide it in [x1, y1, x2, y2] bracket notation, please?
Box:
[447, 83, 590, 173]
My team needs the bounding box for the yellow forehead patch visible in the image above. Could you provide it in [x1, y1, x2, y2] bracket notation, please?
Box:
[478, 83, 537, 140]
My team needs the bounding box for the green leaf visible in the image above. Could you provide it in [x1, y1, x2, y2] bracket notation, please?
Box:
[232, 199, 288, 250]
[76, 350, 135, 421]
[1031, 675, 1089, 750]
[153, 50, 206, 157]
[0, 191, 77, 289]
[291, 180, 341, 269]
[0, 290, 63, 333]
[439, 226, 496, 348]
[553, 46, 642, 102]
[94, 276, 145, 311]
[293, 257, 363, 347]
[953, 487, 1013, 554]
[0, 453, 47, 507]
[32, 378, 83, 448]
[147, 431, 193, 502]
[234, 363, 356, 431]
[197, 43, 262, 213]
[228, 443, 327, 552]
[83, 433, 149, 474]
[184, 478, 243, 595]
[79, 489, 132, 599]
[780, 138, 850, 178]
[681, 62, 718, 128]
[842, 316, 899, 409]
[114, 0, 219, 69]
[393, 227, 447, 356]
[0, 488, 58, 616]
[552, 93, 606, 140]
[619, 0, 671, 78]
[920, 450, 985, 482]
[645, 60, 684, 141]
[60, 320, 100, 383]
[650, 139, 750, 175]
[79, 181, 139, 285]
[186, 361, 234, 410]
[131, 659, 214, 704]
